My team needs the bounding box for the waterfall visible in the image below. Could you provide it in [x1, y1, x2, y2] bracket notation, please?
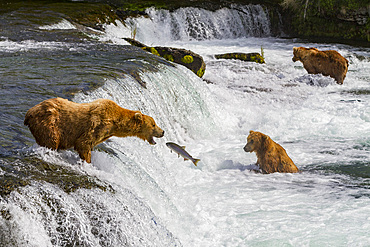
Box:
[1, 2, 370, 246]
[122, 5, 271, 43]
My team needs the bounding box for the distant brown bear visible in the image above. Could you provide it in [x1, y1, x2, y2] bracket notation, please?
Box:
[24, 98, 164, 163]
[292, 47, 349, 85]
[244, 131, 299, 174]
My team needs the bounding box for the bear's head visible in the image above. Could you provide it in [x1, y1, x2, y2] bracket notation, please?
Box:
[292, 47, 302, 62]
[243, 130, 269, 153]
[134, 112, 164, 145]
[292, 47, 320, 62]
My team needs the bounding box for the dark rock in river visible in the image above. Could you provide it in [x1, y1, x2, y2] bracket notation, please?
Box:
[215, 52, 265, 64]
[0, 157, 113, 197]
[124, 38, 206, 78]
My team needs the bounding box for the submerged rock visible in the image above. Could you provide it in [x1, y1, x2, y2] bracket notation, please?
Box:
[215, 52, 265, 64]
[124, 38, 206, 77]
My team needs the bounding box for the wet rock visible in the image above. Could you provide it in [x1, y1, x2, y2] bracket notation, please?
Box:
[124, 38, 206, 77]
[115, 9, 148, 20]
[215, 52, 265, 64]
[0, 157, 113, 197]
[337, 6, 369, 25]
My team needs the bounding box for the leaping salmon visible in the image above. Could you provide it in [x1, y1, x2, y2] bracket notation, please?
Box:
[166, 142, 200, 166]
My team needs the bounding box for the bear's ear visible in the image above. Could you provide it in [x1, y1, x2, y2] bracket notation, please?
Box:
[249, 130, 254, 134]
[261, 134, 269, 142]
[134, 112, 143, 121]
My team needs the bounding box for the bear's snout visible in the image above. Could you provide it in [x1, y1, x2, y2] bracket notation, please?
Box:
[154, 128, 164, 138]
[244, 144, 252, 152]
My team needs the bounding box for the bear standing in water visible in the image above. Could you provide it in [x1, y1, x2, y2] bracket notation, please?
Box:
[292, 47, 348, 85]
[24, 98, 164, 163]
[244, 131, 299, 174]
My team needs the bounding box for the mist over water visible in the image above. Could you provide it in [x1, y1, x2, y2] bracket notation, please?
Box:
[1, 4, 369, 247]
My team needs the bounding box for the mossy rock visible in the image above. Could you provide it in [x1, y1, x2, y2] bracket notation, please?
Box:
[197, 68, 205, 77]
[124, 38, 206, 78]
[181, 55, 194, 64]
[163, 53, 174, 62]
[142, 47, 160, 56]
[156, 47, 205, 78]
[215, 52, 265, 64]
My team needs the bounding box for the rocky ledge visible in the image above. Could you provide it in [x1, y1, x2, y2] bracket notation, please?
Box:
[0, 157, 113, 197]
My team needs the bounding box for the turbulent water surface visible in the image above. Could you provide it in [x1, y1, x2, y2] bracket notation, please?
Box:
[0, 3, 369, 247]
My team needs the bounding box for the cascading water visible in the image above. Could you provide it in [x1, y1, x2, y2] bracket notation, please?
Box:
[1, 3, 369, 247]
[105, 5, 271, 44]
[147, 5, 271, 40]
[73, 66, 217, 142]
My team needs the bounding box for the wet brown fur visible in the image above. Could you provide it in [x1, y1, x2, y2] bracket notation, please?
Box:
[24, 98, 164, 163]
[244, 131, 299, 174]
[292, 47, 349, 85]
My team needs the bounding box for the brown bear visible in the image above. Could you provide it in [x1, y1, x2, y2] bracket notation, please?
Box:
[24, 98, 164, 163]
[292, 47, 349, 85]
[243, 130, 299, 174]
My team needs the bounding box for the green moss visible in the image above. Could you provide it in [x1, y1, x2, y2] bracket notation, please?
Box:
[286, 0, 369, 42]
[48, 2, 119, 29]
[250, 55, 265, 64]
[0, 1, 122, 30]
[293, 15, 368, 41]
[117, 1, 167, 12]
[197, 68, 205, 77]
[215, 52, 265, 63]
[163, 53, 174, 62]
[150, 47, 160, 56]
[181, 55, 194, 64]
[142, 47, 160, 56]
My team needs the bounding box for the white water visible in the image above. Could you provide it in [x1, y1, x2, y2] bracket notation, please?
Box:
[39, 19, 77, 30]
[73, 49, 370, 246]
[91, 7, 370, 246]
[2, 5, 370, 247]
[100, 5, 271, 44]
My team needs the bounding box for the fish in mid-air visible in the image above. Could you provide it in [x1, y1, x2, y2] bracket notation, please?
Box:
[166, 142, 200, 166]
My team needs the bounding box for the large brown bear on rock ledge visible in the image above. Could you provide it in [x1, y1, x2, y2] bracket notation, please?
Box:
[24, 98, 164, 163]
[244, 131, 299, 174]
[292, 47, 349, 85]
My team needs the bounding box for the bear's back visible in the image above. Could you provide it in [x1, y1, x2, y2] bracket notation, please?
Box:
[24, 98, 106, 149]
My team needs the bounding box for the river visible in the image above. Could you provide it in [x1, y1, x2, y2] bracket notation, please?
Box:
[0, 3, 369, 247]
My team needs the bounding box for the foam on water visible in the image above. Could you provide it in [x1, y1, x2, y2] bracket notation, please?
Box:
[0, 38, 80, 52]
[39, 19, 77, 30]
[1, 173, 179, 246]
[93, 15, 370, 244]
[69, 38, 370, 245]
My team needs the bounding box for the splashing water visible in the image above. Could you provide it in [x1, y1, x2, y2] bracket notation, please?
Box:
[102, 5, 271, 45]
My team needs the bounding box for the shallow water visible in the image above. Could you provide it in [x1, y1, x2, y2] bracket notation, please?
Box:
[1, 3, 369, 247]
